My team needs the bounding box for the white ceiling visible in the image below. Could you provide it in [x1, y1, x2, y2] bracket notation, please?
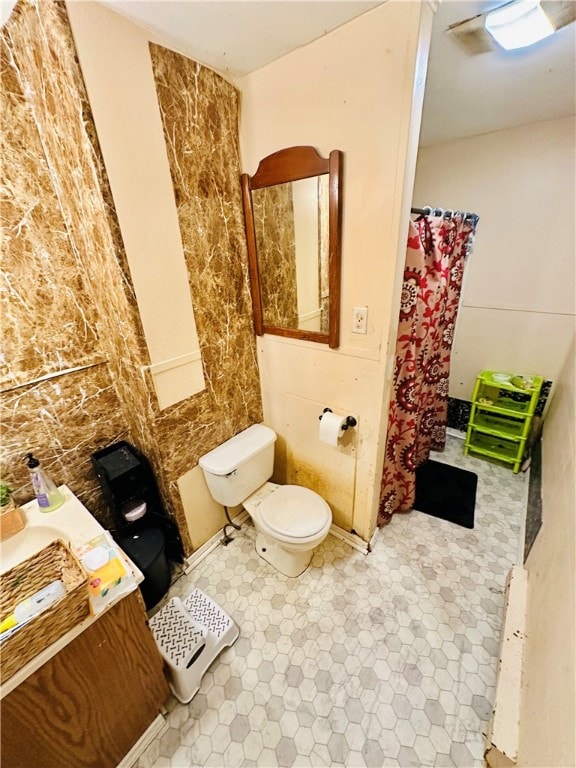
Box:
[100, 0, 575, 146]
[101, 0, 381, 78]
[0, 0, 559, 148]
[420, 1, 576, 145]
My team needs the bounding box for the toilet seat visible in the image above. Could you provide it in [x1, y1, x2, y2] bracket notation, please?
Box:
[258, 485, 331, 540]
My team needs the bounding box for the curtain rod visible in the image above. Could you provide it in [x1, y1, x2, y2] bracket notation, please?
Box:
[411, 206, 479, 226]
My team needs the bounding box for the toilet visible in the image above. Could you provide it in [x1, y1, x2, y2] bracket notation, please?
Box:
[199, 424, 332, 577]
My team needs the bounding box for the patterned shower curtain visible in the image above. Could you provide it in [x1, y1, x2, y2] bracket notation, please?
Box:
[378, 214, 476, 527]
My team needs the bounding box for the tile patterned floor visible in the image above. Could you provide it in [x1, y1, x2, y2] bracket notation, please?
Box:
[135, 437, 526, 768]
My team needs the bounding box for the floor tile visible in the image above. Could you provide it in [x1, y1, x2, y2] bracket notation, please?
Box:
[134, 436, 525, 767]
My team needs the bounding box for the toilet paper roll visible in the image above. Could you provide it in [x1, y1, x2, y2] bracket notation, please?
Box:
[319, 411, 347, 447]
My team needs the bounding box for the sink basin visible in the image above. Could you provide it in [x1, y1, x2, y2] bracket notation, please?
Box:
[0, 486, 106, 578]
[0, 525, 68, 574]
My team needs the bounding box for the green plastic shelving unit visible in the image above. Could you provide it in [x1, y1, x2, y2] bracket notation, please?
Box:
[464, 370, 543, 473]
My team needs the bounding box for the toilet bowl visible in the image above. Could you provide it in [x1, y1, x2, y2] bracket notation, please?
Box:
[244, 482, 332, 577]
[199, 425, 332, 577]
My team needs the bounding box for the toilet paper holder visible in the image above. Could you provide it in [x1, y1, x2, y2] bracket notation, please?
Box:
[319, 408, 357, 430]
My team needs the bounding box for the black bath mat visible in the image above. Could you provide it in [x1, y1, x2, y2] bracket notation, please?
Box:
[414, 460, 477, 529]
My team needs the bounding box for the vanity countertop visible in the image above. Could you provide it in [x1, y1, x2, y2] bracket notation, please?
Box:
[0, 486, 143, 698]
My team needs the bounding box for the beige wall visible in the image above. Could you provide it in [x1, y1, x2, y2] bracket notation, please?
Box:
[67, 1, 205, 410]
[517, 336, 576, 767]
[413, 117, 576, 399]
[239, 1, 433, 539]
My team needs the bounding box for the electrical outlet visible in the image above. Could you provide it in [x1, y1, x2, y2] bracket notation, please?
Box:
[352, 306, 368, 334]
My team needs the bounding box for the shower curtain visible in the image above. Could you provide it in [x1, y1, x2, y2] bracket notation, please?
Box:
[378, 214, 476, 527]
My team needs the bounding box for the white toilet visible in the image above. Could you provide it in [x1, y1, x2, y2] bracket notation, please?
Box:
[199, 424, 332, 577]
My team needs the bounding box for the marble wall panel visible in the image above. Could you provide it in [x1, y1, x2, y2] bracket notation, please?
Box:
[149, 44, 263, 478]
[1, 1, 176, 540]
[252, 184, 299, 328]
[0, 38, 101, 389]
[0, 365, 128, 529]
[3, 1, 152, 420]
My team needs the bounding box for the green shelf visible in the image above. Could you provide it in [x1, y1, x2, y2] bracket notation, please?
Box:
[476, 396, 532, 415]
[477, 370, 544, 394]
[464, 369, 543, 473]
[466, 430, 523, 461]
[472, 411, 526, 439]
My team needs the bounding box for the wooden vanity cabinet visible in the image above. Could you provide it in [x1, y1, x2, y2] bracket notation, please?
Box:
[1, 591, 169, 768]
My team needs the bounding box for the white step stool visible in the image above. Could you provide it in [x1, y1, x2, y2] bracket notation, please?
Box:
[149, 589, 239, 703]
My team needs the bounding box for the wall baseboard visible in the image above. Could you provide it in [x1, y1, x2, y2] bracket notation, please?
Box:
[117, 714, 167, 768]
[184, 510, 250, 573]
[329, 524, 370, 554]
[184, 513, 370, 573]
[484, 566, 528, 768]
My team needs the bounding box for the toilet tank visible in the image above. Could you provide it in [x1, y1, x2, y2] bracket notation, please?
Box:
[198, 424, 277, 507]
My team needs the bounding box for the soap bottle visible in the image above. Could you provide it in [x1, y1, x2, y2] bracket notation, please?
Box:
[24, 453, 65, 512]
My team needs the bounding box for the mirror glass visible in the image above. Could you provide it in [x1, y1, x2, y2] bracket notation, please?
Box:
[251, 176, 329, 333]
[241, 146, 342, 348]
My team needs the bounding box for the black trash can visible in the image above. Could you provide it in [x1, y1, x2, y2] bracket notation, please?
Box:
[120, 528, 170, 610]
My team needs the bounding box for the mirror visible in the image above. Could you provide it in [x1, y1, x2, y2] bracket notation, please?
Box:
[241, 146, 343, 348]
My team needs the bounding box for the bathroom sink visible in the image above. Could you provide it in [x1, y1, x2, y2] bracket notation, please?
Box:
[0, 525, 68, 574]
[0, 487, 106, 578]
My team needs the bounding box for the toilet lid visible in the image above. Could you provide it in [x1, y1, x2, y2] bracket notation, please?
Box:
[259, 485, 331, 538]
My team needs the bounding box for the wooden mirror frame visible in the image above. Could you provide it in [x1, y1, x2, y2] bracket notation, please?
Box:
[241, 146, 343, 349]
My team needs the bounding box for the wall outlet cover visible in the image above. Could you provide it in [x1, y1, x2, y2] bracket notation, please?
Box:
[352, 306, 368, 334]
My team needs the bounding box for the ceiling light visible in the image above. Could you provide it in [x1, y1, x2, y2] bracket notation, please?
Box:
[485, 0, 555, 50]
